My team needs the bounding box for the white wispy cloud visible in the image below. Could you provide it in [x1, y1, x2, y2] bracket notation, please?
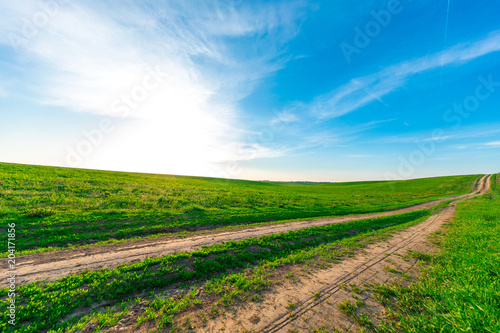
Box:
[311, 30, 500, 119]
[449, 145, 468, 150]
[483, 141, 500, 148]
[0, 0, 307, 173]
[449, 140, 500, 151]
[271, 110, 301, 125]
[374, 122, 500, 145]
[296, 119, 394, 150]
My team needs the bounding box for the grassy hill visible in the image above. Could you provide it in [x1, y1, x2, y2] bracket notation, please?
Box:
[0, 163, 480, 253]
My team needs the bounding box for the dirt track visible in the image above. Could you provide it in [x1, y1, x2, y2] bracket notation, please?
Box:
[5, 175, 490, 287]
[197, 174, 492, 332]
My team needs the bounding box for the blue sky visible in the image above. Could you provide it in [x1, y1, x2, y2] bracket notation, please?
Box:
[1, 0, 500, 181]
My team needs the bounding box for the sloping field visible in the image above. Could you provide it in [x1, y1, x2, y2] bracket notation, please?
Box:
[255, 175, 492, 332]
[0, 163, 480, 254]
[0, 162, 490, 332]
[6, 177, 486, 286]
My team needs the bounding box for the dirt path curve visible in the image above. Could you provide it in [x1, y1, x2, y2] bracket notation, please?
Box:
[244, 174, 491, 333]
[5, 176, 490, 287]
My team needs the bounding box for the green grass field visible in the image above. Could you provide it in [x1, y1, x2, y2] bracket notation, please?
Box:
[373, 174, 500, 332]
[1, 207, 436, 332]
[0, 163, 493, 332]
[0, 163, 479, 253]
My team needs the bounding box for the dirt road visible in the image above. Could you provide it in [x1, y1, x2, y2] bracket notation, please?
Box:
[198, 174, 491, 332]
[5, 175, 490, 287]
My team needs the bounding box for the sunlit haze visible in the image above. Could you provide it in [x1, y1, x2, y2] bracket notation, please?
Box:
[1, 0, 500, 181]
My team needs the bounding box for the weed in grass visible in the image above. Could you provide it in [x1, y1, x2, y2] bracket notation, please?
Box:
[355, 312, 374, 329]
[383, 266, 403, 274]
[251, 294, 262, 302]
[158, 314, 174, 328]
[338, 299, 357, 316]
[371, 283, 397, 298]
[406, 250, 434, 262]
[374, 293, 390, 306]
[355, 299, 365, 308]
[183, 315, 193, 329]
[209, 304, 219, 319]
[350, 283, 363, 294]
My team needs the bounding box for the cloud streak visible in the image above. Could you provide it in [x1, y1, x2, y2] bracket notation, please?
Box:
[312, 30, 500, 119]
[374, 122, 500, 145]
